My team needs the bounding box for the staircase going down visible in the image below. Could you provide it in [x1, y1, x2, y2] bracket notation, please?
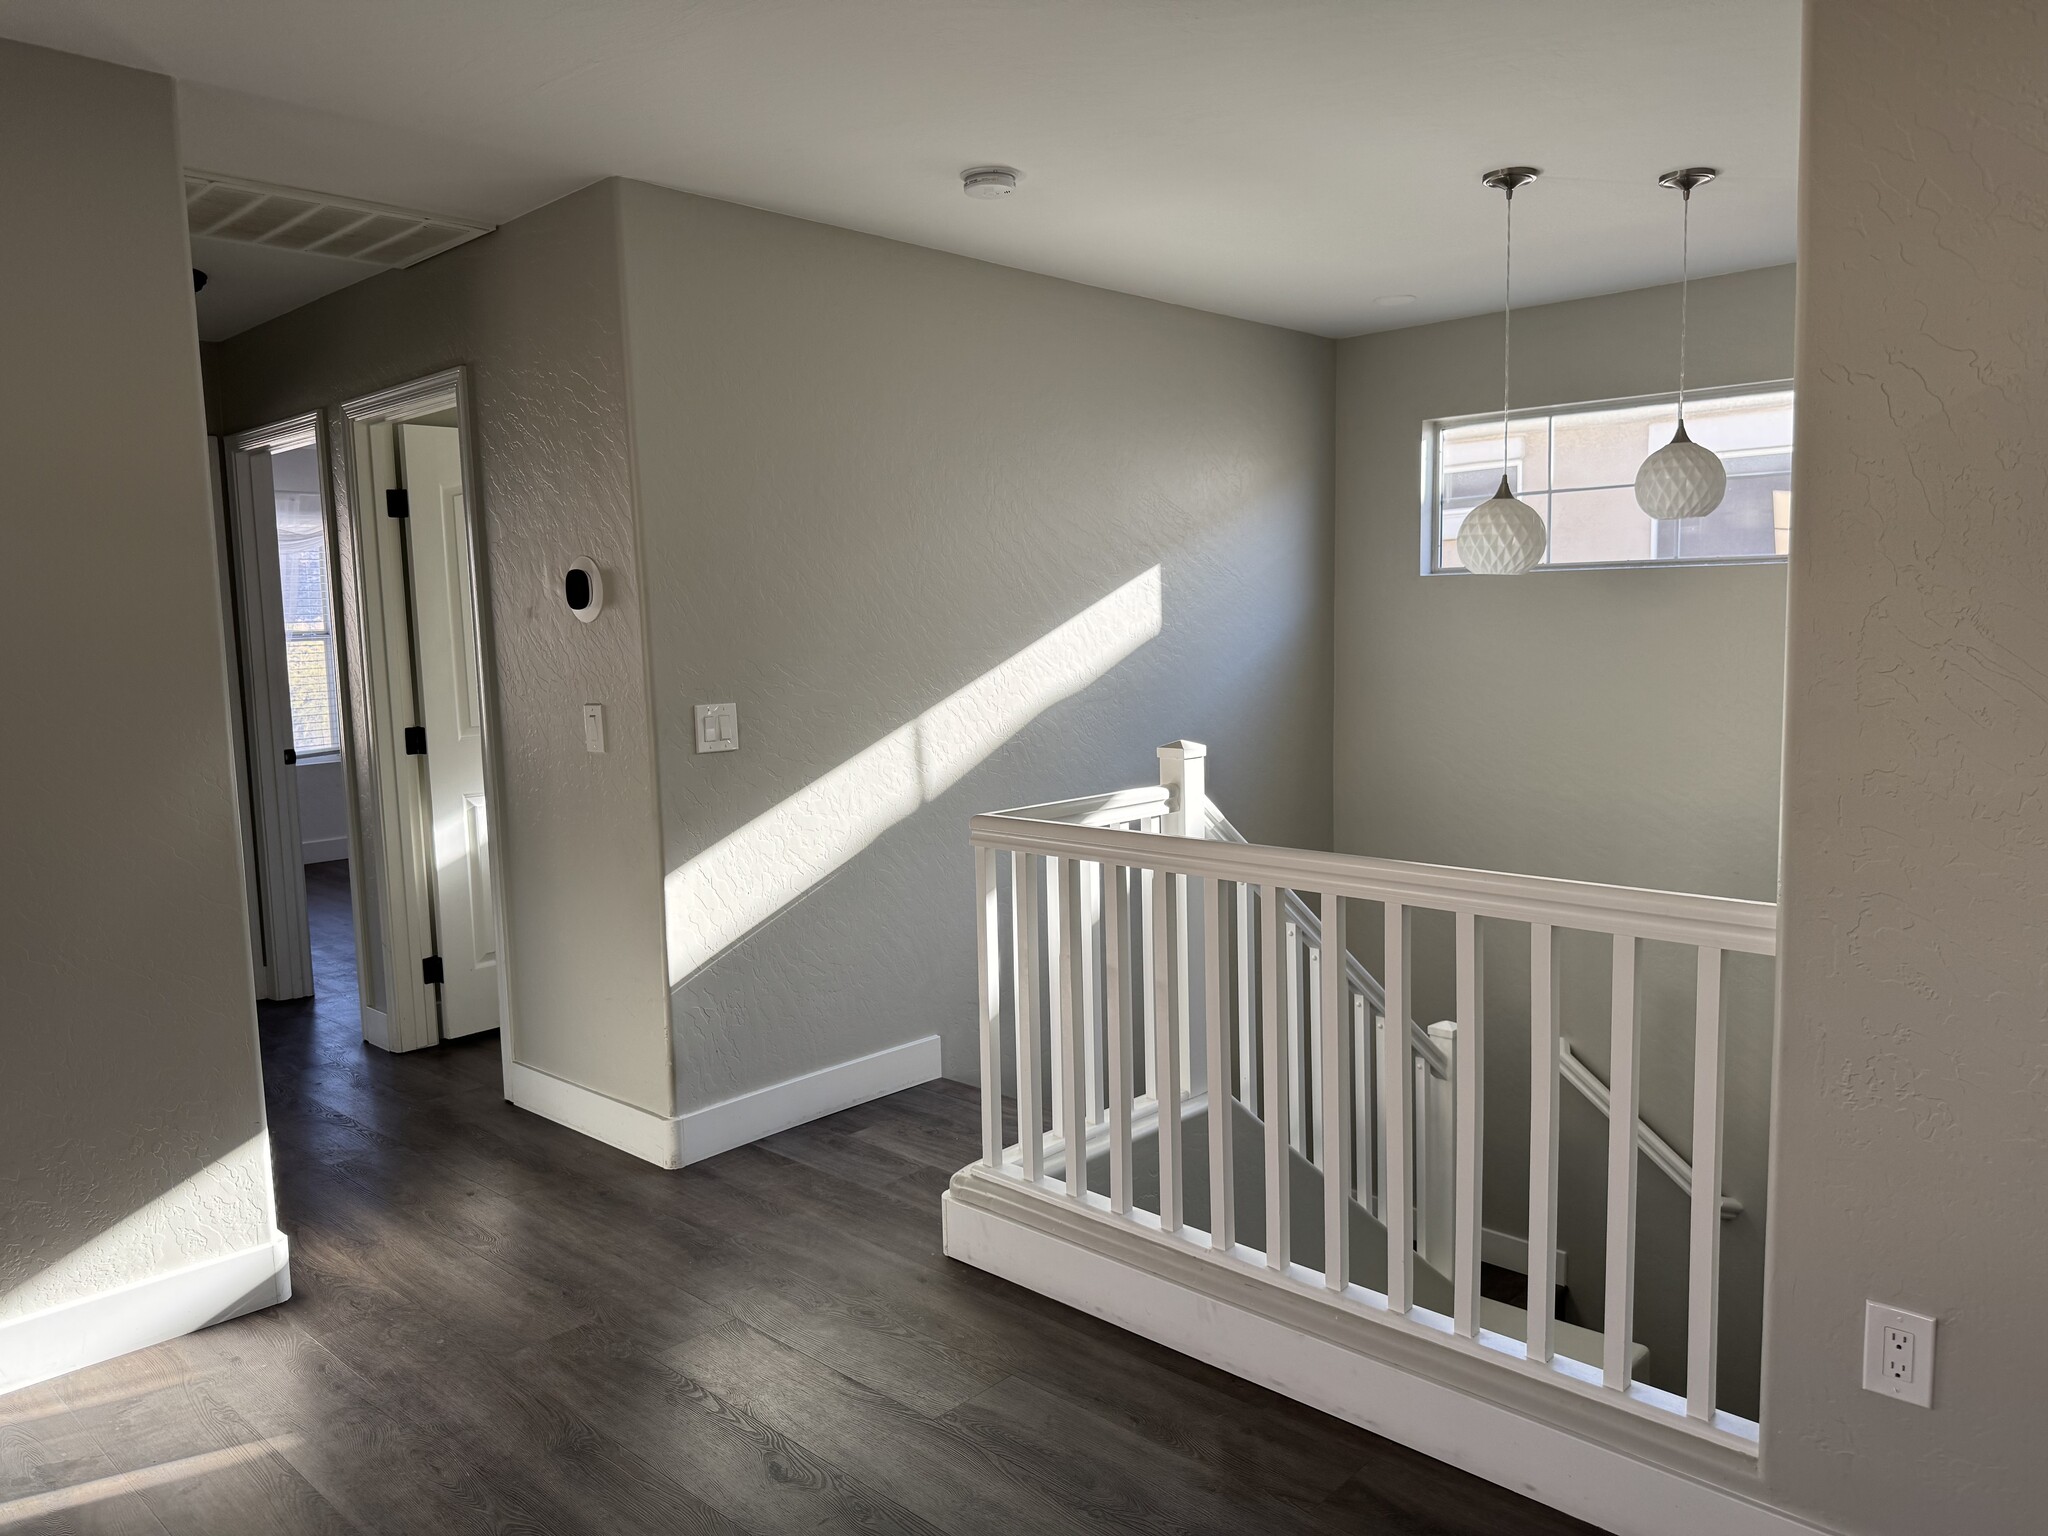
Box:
[946, 740, 1777, 1455]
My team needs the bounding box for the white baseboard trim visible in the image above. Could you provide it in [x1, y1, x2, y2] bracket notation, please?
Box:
[506, 1061, 684, 1169]
[0, 1231, 291, 1398]
[943, 1192, 1834, 1536]
[506, 1036, 942, 1171]
[677, 1034, 942, 1166]
[301, 837, 349, 865]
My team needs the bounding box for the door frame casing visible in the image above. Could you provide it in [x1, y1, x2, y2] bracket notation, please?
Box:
[221, 415, 325, 1002]
[208, 437, 269, 999]
[335, 368, 515, 1070]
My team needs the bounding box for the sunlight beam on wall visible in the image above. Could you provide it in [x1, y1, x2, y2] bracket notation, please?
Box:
[665, 566, 1163, 988]
[0, 1134, 275, 1324]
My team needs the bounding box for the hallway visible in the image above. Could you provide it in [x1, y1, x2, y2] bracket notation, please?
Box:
[3, 867, 1596, 1535]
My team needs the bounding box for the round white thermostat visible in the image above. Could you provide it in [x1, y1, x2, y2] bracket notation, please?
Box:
[565, 558, 604, 622]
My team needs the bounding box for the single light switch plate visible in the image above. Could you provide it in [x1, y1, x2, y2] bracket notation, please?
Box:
[581, 703, 606, 754]
[1863, 1301, 1935, 1407]
[695, 702, 738, 754]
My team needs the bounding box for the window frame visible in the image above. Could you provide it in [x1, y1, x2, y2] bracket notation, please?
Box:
[273, 484, 345, 757]
[1420, 379, 1795, 575]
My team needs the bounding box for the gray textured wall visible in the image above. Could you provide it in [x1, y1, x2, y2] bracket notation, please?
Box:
[0, 42, 277, 1325]
[209, 182, 676, 1114]
[1763, 3, 2048, 1531]
[1334, 266, 1796, 1416]
[615, 181, 1334, 1110]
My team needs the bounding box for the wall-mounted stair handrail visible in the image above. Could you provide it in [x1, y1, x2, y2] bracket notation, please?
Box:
[1560, 1040, 1741, 1219]
[1205, 807, 1739, 1220]
[1206, 806, 1452, 1078]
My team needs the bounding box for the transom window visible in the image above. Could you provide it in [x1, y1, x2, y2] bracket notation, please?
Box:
[1427, 384, 1793, 572]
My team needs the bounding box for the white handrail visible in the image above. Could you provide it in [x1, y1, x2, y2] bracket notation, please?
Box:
[974, 814, 1778, 956]
[999, 789, 1750, 1218]
[997, 784, 1174, 827]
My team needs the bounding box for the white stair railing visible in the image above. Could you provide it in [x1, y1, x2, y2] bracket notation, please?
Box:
[966, 741, 1776, 1444]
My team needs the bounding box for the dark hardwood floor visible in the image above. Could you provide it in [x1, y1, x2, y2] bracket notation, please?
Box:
[2, 860, 1603, 1535]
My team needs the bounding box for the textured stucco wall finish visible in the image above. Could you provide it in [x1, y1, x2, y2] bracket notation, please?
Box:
[1763, 3, 2048, 1532]
[616, 181, 1333, 1111]
[0, 41, 278, 1323]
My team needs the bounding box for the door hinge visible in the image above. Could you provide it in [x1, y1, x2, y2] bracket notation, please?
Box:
[422, 955, 444, 986]
[404, 725, 427, 755]
[282, 747, 297, 765]
[386, 488, 410, 518]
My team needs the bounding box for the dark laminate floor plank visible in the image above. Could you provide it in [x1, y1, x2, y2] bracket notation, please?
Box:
[668, 1317, 1126, 1536]
[721, 1210, 1374, 1507]
[840, 1100, 985, 1176]
[512, 1321, 946, 1536]
[163, 1310, 597, 1536]
[667, 1239, 1005, 1419]
[1320, 1446, 1607, 1535]
[0, 1407, 171, 1535]
[0, 1491, 172, 1536]
[287, 1137, 736, 1352]
[942, 1374, 1348, 1536]
[277, 1169, 589, 1354]
[719, 1145, 961, 1269]
[62, 1375, 357, 1536]
[752, 1117, 936, 1193]
[15, 862, 1608, 1536]
[308, 1302, 748, 1536]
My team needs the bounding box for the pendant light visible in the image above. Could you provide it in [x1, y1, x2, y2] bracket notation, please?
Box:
[1457, 167, 1547, 575]
[1635, 167, 1728, 520]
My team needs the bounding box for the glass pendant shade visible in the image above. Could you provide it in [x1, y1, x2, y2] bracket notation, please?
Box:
[1638, 167, 1728, 522]
[1635, 419, 1727, 519]
[1459, 475, 1547, 574]
[1467, 165, 1546, 575]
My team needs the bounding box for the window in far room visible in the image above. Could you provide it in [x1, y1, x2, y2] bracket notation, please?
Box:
[1429, 385, 1793, 571]
[273, 477, 341, 754]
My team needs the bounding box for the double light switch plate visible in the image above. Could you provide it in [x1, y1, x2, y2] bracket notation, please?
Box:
[695, 702, 738, 753]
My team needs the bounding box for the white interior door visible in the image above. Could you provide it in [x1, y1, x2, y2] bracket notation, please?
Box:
[398, 424, 499, 1039]
[225, 441, 313, 1000]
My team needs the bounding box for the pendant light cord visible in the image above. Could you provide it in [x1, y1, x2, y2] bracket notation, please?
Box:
[1678, 186, 1690, 423]
[1502, 185, 1514, 482]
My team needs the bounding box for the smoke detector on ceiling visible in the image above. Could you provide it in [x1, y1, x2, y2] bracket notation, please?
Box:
[961, 166, 1020, 200]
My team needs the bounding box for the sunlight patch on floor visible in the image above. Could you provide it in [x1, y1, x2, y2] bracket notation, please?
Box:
[0, 1435, 297, 1528]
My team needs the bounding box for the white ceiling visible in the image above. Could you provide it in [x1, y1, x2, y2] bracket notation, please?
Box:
[0, 0, 1800, 340]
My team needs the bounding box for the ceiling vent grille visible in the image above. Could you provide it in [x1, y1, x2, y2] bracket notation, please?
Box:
[184, 172, 494, 268]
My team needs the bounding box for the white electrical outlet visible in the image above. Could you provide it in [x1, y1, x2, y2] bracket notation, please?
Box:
[1863, 1301, 1935, 1407]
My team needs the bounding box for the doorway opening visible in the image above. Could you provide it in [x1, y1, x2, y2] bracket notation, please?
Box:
[217, 369, 510, 1080]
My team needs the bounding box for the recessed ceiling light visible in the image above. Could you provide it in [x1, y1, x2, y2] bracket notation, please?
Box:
[1375, 294, 1419, 307]
[961, 166, 1020, 199]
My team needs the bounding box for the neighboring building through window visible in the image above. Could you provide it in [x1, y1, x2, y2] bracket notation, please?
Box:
[275, 488, 341, 754]
[1428, 385, 1793, 572]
